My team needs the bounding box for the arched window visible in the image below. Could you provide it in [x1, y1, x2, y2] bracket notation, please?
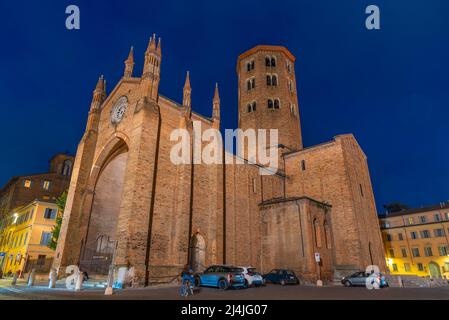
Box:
[274, 99, 280, 109]
[247, 80, 251, 91]
[272, 75, 278, 86]
[266, 75, 272, 86]
[290, 103, 296, 115]
[251, 60, 255, 70]
[265, 57, 270, 67]
[314, 218, 322, 248]
[267, 99, 274, 109]
[247, 104, 252, 113]
[247, 63, 251, 72]
[271, 57, 276, 67]
[252, 101, 257, 112]
[251, 78, 256, 89]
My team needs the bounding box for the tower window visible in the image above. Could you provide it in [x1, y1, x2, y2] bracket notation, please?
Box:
[267, 99, 274, 109]
[289, 80, 294, 92]
[290, 103, 296, 115]
[246, 60, 255, 72]
[301, 160, 306, 171]
[247, 102, 256, 113]
[359, 184, 364, 197]
[266, 74, 278, 87]
[265, 56, 276, 67]
[247, 80, 251, 91]
[23, 180, 32, 188]
[274, 99, 280, 109]
[251, 78, 255, 89]
[247, 78, 255, 91]
[286, 60, 291, 73]
[43, 180, 51, 190]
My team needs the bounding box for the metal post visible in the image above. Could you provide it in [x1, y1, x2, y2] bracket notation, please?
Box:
[11, 271, 18, 285]
[75, 271, 83, 291]
[49, 268, 57, 288]
[105, 264, 114, 295]
[28, 269, 36, 286]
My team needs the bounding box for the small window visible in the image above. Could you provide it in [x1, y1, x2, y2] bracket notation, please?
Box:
[389, 248, 395, 258]
[274, 99, 280, 109]
[438, 246, 448, 256]
[419, 216, 427, 223]
[23, 180, 32, 188]
[434, 214, 441, 222]
[271, 57, 276, 67]
[401, 248, 407, 257]
[386, 234, 392, 241]
[252, 101, 256, 112]
[272, 75, 278, 86]
[301, 160, 306, 171]
[407, 217, 414, 225]
[40, 232, 52, 246]
[247, 80, 251, 91]
[267, 99, 274, 109]
[290, 103, 296, 115]
[44, 208, 57, 220]
[286, 61, 291, 73]
[359, 184, 364, 197]
[410, 231, 418, 239]
[247, 104, 252, 113]
[266, 75, 272, 86]
[43, 180, 51, 190]
[251, 60, 255, 70]
[265, 57, 270, 67]
[404, 263, 411, 272]
[420, 230, 431, 238]
[251, 78, 255, 89]
[392, 264, 398, 272]
[417, 263, 424, 271]
[412, 247, 420, 257]
[424, 246, 433, 257]
[398, 233, 403, 240]
[434, 229, 445, 237]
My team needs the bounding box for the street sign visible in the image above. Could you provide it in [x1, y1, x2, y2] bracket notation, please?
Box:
[314, 252, 320, 263]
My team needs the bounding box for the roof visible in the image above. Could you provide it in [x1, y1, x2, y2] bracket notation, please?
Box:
[237, 45, 296, 63]
[381, 202, 449, 219]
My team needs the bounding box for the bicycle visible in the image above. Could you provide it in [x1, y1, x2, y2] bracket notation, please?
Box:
[179, 277, 194, 297]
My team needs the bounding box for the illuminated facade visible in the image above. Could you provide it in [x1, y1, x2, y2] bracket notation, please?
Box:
[380, 203, 449, 278]
[0, 200, 59, 276]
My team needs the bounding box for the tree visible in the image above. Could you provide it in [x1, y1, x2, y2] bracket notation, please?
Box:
[48, 191, 67, 250]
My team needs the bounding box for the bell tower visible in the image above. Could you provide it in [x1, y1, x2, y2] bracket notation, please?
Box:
[236, 45, 303, 162]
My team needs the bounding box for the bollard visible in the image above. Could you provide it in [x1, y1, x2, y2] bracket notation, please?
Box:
[105, 265, 114, 295]
[28, 269, 36, 286]
[75, 271, 83, 291]
[316, 280, 323, 287]
[11, 272, 19, 285]
[48, 268, 57, 289]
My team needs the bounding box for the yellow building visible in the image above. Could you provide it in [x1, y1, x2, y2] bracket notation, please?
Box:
[0, 200, 59, 276]
[379, 203, 449, 279]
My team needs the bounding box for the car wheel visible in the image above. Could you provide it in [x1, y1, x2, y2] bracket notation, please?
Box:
[218, 279, 228, 290]
[244, 279, 249, 288]
[280, 280, 286, 286]
[194, 277, 201, 287]
[344, 280, 351, 287]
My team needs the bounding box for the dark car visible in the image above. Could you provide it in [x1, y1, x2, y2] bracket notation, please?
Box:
[262, 269, 299, 285]
[341, 271, 388, 288]
[195, 265, 246, 290]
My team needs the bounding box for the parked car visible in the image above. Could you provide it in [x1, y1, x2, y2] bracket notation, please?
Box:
[195, 265, 246, 290]
[341, 271, 388, 288]
[238, 266, 265, 287]
[262, 269, 299, 285]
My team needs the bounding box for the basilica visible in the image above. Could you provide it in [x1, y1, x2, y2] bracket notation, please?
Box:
[54, 35, 386, 286]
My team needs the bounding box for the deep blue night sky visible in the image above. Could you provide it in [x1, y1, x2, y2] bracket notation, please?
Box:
[0, 0, 448, 213]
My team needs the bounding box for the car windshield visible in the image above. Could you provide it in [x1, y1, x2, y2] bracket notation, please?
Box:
[286, 270, 295, 276]
[230, 267, 244, 273]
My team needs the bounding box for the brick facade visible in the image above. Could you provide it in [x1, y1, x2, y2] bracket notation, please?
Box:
[54, 40, 385, 286]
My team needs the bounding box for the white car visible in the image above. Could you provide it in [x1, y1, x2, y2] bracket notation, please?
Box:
[238, 266, 265, 287]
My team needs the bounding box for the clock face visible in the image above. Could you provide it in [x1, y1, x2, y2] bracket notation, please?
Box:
[111, 96, 128, 124]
